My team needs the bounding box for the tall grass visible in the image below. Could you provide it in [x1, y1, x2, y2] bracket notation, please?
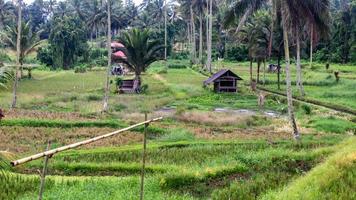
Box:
[261, 137, 356, 200]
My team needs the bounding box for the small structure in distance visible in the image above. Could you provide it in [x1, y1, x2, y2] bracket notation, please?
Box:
[204, 69, 243, 93]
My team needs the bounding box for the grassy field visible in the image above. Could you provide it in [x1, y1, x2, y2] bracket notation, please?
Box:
[0, 59, 355, 199]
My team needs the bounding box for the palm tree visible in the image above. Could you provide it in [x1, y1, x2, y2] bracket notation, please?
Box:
[11, 0, 22, 109]
[103, 0, 111, 112]
[1, 21, 43, 78]
[179, 0, 197, 63]
[225, 0, 330, 140]
[113, 29, 165, 91]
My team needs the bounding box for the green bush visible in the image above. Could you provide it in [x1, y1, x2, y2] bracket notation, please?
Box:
[301, 104, 312, 115]
[140, 84, 149, 93]
[89, 48, 107, 60]
[169, 51, 190, 60]
[225, 44, 248, 61]
[86, 94, 101, 101]
[168, 64, 187, 69]
[74, 65, 87, 73]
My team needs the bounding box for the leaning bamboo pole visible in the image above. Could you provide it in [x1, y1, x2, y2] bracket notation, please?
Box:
[11, 117, 163, 166]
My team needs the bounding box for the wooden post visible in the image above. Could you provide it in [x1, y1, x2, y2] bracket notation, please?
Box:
[38, 141, 51, 200]
[140, 113, 148, 200]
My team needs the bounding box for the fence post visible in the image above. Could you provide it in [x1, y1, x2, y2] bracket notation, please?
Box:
[38, 140, 51, 200]
[140, 113, 148, 200]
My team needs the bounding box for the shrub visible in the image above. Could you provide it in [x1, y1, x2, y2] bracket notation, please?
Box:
[74, 65, 87, 73]
[301, 104, 312, 115]
[37, 46, 53, 66]
[140, 84, 149, 93]
[169, 51, 190, 60]
[225, 44, 248, 61]
[115, 77, 123, 87]
[113, 104, 127, 112]
[86, 94, 101, 101]
[168, 64, 187, 69]
[89, 48, 107, 60]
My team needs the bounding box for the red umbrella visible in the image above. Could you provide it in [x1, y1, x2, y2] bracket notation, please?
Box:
[111, 42, 125, 48]
[113, 51, 127, 59]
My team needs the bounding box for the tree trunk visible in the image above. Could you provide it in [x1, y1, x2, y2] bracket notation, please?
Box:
[11, 0, 22, 109]
[190, 5, 196, 64]
[207, 0, 213, 73]
[199, 13, 203, 64]
[277, 54, 281, 90]
[309, 25, 313, 69]
[296, 32, 305, 96]
[263, 59, 266, 86]
[134, 73, 141, 93]
[103, 0, 111, 112]
[282, 20, 300, 140]
[268, 20, 274, 58]
[187, 22, 191, 55]
[164, 0, 167, 60]
[257, 61, 260, 84]
[250, 59, 253, 89]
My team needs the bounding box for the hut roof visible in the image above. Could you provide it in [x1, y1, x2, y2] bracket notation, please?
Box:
[204, 69, 242, 85]
[111, 42, 125, 48]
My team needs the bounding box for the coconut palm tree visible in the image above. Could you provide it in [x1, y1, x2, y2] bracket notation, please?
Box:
[11, 0, 22, 109]
[225, 0, 330, 140]
[179, 0, 197, 63]
[1, 21, 43, 78]
[113, 29, 165, 91]
[103, 0, 111, 112]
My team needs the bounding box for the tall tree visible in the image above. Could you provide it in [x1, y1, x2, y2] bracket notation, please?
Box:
[103, 0, 111, 112]
[206, 0, 213, 73]
[193, 0, 206, 64]
[11, 0, 22, 109]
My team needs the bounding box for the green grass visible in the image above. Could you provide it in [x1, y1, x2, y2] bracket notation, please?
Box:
[306, 116, 356, 134]
[261, 137, 356, 200]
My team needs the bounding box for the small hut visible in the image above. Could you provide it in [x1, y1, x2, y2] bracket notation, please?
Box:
[204, 69, 243, 93]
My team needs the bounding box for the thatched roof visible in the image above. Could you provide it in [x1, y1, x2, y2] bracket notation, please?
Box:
[204, 69, 242, 85]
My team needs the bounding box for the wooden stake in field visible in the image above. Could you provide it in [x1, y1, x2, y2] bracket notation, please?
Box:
[140, 113, 148, 200]
[38, 141, 51, 200]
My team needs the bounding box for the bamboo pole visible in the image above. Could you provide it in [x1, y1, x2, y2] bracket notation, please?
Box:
[10, 117, 163, 166]
[140, 113, 148, 200]
[38, 141, 51, 200]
